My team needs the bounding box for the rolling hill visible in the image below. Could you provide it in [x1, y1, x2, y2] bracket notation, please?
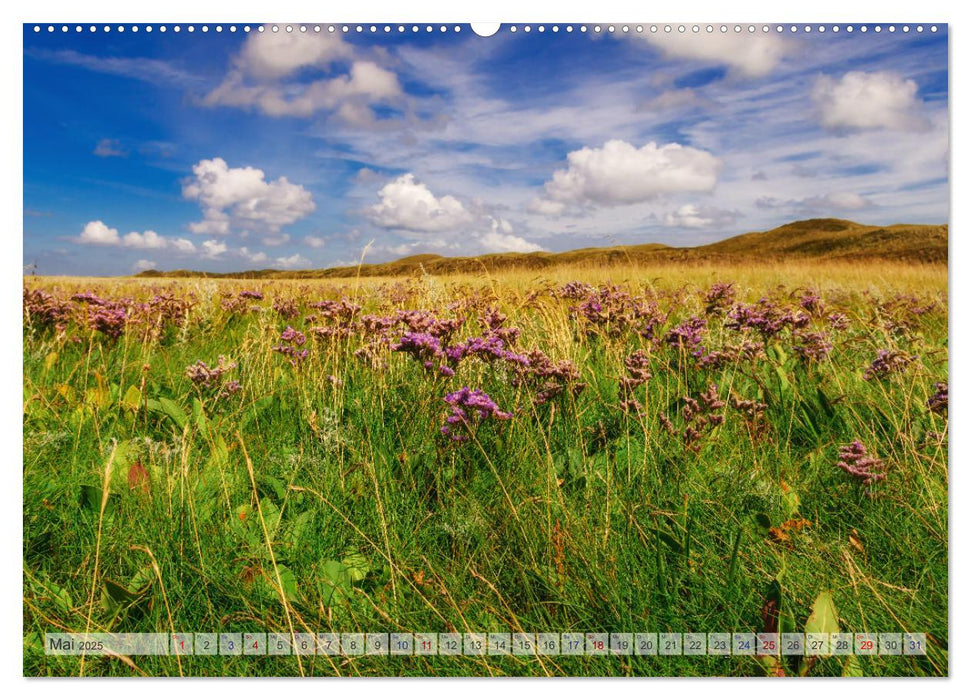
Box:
[135, 219, 948, 280]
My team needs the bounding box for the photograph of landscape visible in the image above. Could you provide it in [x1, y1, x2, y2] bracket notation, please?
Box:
[22, 22, 948, 677]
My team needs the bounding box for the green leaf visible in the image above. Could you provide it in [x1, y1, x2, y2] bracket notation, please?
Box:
[341, 551, 371, 582]
[842, 655, 865, 677]
[319, 559, 352, 605]
[800, 590, 840, 676]
[805, 590, 840, 635]
[122, 385, 141, 412]
[157, 397, 188, 430]
[192, 397, 208, 432]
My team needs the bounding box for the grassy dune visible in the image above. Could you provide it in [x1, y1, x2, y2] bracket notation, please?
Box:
[23, 259, 948, 677]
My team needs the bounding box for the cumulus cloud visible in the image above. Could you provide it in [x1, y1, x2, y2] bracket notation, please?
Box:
[235, 29, 352, 80]
[239, 246, 268, 264]
[78, 220, 121, 245]
[172, 238, 197, 253]
[304, 235, 326, 248]
[756, 192, 873, 212]
[202, 240, 228, 258]
[121, 230, 167, 249]
[94, 138, 126, 157]
[365, 175, 542, 254]
[812, 71, 928, 131]
[532, 140, 722, 213]
[637, 32, 790, 78]
[76, 221, 195, 252]
[133, 259, 157, 272]
[663, 204, 741, 229]
[182, 158, 316, 237]
[202, 31, 402, 121]
[275, 253, 312, 268]
[367, 173, 474, 232]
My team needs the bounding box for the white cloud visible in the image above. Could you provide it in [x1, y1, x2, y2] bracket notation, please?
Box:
[239, 246, 268, 264]
[172, 238, 197, 253]
[94, 138, 126, 157]
[663, 204, 741, 229]
[235, 29, 352, 79]
[133, 259, 157, 272]
[304, 235, 326, 248]
[77, 221, 185, 251]
[78, 220, 121, 245]
[812, 71, 928, 131]
[121, 230, 167, 249]
[275, 253, 311, 268]
[534, 140, 722, 212]
[480, 231, 542, 254]
[366, 173, 474, 232]
[637, 32, 790, 78]
[203, 30, 402, 121]
[202, 240, 228, 258]
[182, 157, 316, 236]
[756, 192, 873, 212]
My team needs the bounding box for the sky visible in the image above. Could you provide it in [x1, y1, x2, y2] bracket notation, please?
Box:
[22, 23, 948, 276]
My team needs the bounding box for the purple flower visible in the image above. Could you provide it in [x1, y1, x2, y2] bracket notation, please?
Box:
[394, 332, 444, 362]
[274, 326, 309, 365]
[239, 290, 264, 300]
[704, 282, 736, 314]
[24, 288, 74, 331]
[88, 304, 127, 339]
[793, 331, 833, 363]
[827, 313, 850, 331]
[664, 316, 706, 353]
[280, 325, 307, 345]
[799, 291, 824, 315]
[928, 382, 948, 415]
[863, 349, 915, 381]
[273, 298, 300, 319]
[441, 387, 513, 442]
[186, 356, 237, 389]
[619, 350, 652, 393]
[837, 440, 887, 486]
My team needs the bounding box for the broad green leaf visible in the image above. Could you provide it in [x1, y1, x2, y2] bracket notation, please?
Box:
[192, 397, 208, 432]
[158, 397, 188, 429]
[122, 385, 141, 412]
[842, 655, 865, 676]
[805, 590, 840, 635]
[342, 551, 371, 582]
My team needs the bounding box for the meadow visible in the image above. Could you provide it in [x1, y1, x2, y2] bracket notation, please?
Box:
[22, 260, 948, 677]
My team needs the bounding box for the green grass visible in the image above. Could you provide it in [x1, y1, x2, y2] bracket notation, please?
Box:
[22, 264, 948, 677]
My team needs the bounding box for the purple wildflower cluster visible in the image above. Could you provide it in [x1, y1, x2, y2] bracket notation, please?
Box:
[571, 285, 662, 338]
[863, 349, 915, 381]
[441, 387, 512, 442]
[24, 288, 74, 332]
[837, 440, 887, 486]
[703, 282, 736, 314]
[659, 384, 726, 451]
[827, 313, 850, 331]
[664, 315, 707, 354]
[273, 298, 300, 320]
[799, 290, 825, 316]
[88, 303, 128, 339]
[619, 350, 652, 414]
[726, 297, 810, 339]
[186, 356, 241, 399]
[927, 382, 948, 415]
[273, 326, 309, 366]
[792, 331, 834, 363]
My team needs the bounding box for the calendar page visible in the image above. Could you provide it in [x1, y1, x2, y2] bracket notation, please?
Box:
[22, 18, 948, 679]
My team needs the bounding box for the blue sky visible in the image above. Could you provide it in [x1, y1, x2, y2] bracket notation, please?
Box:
[23, 24, 948, 275]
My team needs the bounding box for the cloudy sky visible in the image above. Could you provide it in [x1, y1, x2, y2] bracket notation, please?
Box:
[23, 24, 948, 275]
